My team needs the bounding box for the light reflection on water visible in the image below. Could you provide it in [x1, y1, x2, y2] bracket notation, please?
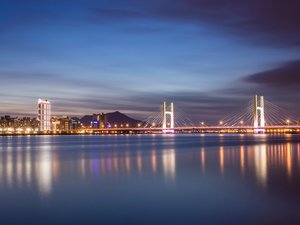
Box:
[219, 146, 224, 175]
[240, 145, 245, 176]
[200, 147, 205, 171]
[162, 149, 176, 180]
[254, 145, 267, 188]
[1, 135, 300, 225]
[0, 135, 299, 196]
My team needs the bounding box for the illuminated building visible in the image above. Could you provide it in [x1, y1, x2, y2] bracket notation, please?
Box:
[60, 116, 71, 131]
[38, 99, 51, 131]
[92, 113, 106, 128]
[51, 116, 60, 131]
[71, 117, 81, 130]
[92, 114, 100, 128]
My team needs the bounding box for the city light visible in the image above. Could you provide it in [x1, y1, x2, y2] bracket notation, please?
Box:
[0, 95, 300, 135]
[38, 99, 51, 132]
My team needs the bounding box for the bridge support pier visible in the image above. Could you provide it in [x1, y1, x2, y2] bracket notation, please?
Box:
[162, 101, 174, 133]
[254, 95, 265, 134]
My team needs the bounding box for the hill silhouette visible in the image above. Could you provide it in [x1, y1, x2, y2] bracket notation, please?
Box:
[80, 111, 140, 127]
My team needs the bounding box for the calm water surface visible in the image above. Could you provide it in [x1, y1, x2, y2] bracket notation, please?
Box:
[1, 134, 300, 225]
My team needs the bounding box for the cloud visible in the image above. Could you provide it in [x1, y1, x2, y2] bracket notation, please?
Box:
[214, 60, 300, 116]
[3, 0, 300, 47]
[244, 60, 300, 88]
[1, 0, 300, 122]
[0, 71, 129, 91]
[87, 0, 300, 47]
[92, 7, 142, 20]
[48, 90, 249, 124]
[2, 75, 299, 124]
[2, 65, 299, 123]
[147, 0, 300, 46]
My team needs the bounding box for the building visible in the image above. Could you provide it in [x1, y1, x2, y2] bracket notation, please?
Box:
[51, 116, 60, 131]
[71, 117, 81, 130]
[0, 116, 39, 131]
[92, 114, 101, 128]
[91, 113, 106, 128]
[51, 116, 78, 132]
[59, 116, 71, 131]
[38, 99, 51, 131]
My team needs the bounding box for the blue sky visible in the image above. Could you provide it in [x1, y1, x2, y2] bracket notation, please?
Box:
[1, 0, 300, 122]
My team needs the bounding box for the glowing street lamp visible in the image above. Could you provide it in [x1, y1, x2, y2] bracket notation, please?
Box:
[286, 119, 290, 126]
[219, 121, 223, 126]
[240, 120, 244, 125]
[201, 121, 205, 126]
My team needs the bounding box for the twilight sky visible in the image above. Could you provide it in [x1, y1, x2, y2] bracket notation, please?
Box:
[1, 0, 300, 122]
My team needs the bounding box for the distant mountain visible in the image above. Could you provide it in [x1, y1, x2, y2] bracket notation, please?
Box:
[80, 115, 93, 126]
[80, 111, 141, 127]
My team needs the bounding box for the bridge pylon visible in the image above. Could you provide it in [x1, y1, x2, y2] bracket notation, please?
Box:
[162, 101, 174, 133]
[253, 95, 265, 134]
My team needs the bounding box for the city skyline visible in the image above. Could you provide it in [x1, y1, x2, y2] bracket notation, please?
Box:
[1, 0, 300, 121]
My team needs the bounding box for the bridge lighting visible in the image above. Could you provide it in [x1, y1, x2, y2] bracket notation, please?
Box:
[201, 121, 204, 125]
[240, 120, 243, 125]
[114, 124, 117, 128]
[126, 124, 129, 127]
[152, 123, 156, 127]
[219, 121, 223, 125]
[254, 95, 265, 134]
[137, 123, 141, 127]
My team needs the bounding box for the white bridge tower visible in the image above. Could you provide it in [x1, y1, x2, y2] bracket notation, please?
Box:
[162, 101, 174, 133]
[253, 95, 265, 134]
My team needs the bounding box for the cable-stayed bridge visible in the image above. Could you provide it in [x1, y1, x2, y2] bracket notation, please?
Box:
[88, 95, 300, 134]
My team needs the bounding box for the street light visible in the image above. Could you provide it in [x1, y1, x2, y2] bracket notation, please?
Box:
[219, 121, 223, 126]
[286, 119, 290, 126]
[201, 121, 205, 126]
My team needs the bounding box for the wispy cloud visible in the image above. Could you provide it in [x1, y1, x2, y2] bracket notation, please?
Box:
[1, 0, 300, 121]
[244, 60, 300, 88]
[146, 0, 300, 47]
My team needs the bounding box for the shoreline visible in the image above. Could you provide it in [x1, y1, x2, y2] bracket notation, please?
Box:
[1, 131, 299, 136]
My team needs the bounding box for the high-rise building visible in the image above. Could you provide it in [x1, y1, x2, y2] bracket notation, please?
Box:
[38, 99, 51, 131]
[59, 116, 71, 131]
[51, 116, 60, 131]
